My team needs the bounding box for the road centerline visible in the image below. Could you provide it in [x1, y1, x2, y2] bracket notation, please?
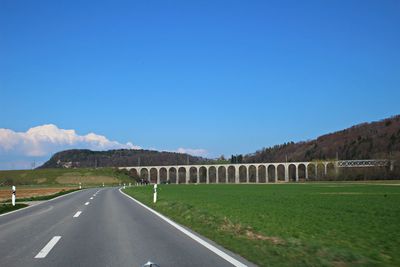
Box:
[34, 236, 62, 259]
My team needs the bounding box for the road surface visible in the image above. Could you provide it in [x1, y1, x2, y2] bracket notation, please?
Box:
[0, 187, 254, 267]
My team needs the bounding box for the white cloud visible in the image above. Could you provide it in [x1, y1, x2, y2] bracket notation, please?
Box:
[176, 147, 208, 157]
[0, 124, 210, 170]
[0, 124, 140, 157]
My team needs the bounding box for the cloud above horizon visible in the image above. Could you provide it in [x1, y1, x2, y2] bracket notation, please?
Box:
[176, 147, 208, 157]
[0, 124, 209, 169]
[0, 124, 140, 157]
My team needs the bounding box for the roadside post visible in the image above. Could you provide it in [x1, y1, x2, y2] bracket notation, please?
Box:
[102, 182, 104, 187]
[11, 186, 16, 206]
[123, 183, 126, 189]
[79, 182, 82, 189]
[153, 184, 157, 203]
[129, 182, 131, 187]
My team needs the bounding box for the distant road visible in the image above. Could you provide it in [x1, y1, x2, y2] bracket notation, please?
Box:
[0, 187, 253, 267]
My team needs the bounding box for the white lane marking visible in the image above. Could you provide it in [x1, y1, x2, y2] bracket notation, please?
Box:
[34, 236, 62, 259]
[85, 202, 90, 205]
[73, 211, 82, 218]
[119, 188, 248, 267]
[0, 189, 83, 218]
[90, 197, 93, 200]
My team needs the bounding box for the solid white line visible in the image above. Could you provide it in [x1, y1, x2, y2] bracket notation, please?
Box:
[73, 211, 82, 218]
[119, 188, 247, 267]
[34, 236, 62, 259]
[85, 202, 90, 205]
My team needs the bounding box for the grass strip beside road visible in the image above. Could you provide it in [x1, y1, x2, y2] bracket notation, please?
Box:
[0, 203, 28, 215]
[123, 183, 400, 267]
[1, 188, 80, 203]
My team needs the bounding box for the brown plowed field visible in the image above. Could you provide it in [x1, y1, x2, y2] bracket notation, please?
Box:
[0, 187, 76, 201]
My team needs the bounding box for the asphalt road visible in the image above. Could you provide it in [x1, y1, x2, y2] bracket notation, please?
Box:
[0, 187, 254, 267]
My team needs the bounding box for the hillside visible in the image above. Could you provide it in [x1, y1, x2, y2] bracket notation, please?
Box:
[243, 115, 400, 163]
[0, 168, 133, 186]
[39, 115, 400, 171]
[40, 149, 210, 169]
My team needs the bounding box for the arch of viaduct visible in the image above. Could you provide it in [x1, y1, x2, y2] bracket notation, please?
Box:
[119, 161, 337, 184]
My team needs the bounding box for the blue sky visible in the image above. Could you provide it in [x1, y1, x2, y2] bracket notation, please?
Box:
[1, 0, 399, 169]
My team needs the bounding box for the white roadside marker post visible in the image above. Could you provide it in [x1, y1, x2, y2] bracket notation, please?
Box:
[79, 182, 82, 189]
[123, 183, 126, 189]
[102, 182, 104, 187]
[129, 182, 131, 187]
[153, 184, 157, 203]
[11, 185, 16, 206]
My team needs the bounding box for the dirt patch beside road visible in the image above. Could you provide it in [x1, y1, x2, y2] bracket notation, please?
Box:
[0, 187, 76, 202]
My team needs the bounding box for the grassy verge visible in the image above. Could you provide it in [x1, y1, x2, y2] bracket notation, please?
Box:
[124, 183, 400, 267]
[0, 203, 28, 215]
[0, 167, 133, 186]
[18, 188, 80, 202]
[1, 188, 80, 203]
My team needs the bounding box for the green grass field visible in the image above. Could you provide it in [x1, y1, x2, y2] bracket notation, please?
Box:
[0, 168, 133, 186]
[124, 183, 400, 267]
[0, 203, 28, 215]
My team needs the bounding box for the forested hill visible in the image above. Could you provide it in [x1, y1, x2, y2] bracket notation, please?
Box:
[41, 115, 400, 169]
[39, 149, 210, 168]
[242, 115, 400, 163]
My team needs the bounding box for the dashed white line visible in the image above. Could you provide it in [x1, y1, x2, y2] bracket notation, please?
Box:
[34, 236, 62, 259]
[90, 197, 93, 200]
[0, 189, 82, 218]
[85, 202, 90, 205]
[73, 211, 82, 218]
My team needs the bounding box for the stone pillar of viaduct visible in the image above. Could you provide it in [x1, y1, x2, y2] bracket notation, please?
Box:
[124, 161, 334, 185]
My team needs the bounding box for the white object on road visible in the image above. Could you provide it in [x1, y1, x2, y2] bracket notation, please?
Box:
[34, 236, 62, 258]
[11, 186, 16, 206]
[73, 211, 82, 218]
[85, 202, 90, 205]
[153, 184, 157, 203]
[90, 197, 93, 200]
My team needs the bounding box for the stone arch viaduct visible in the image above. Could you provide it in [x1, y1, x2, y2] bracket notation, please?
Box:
[119, 161, 339, 184]
[119, 159, 392, 184]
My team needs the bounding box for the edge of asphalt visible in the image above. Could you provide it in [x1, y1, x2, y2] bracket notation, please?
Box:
[119, 187, 256, 267]
[0, 188, 87, 218]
